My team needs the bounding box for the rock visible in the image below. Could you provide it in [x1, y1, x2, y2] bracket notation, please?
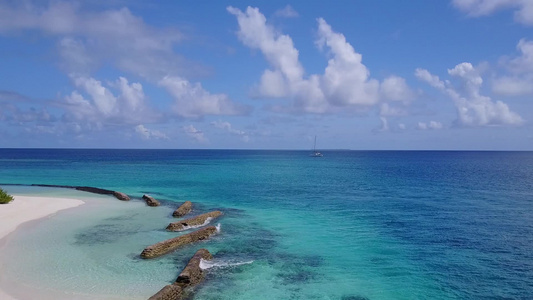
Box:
[148, 284, 183, 300]
[140, 226, 217, 259]
[167, 211, 222, 232]
[75, 186, 114, 194]
[143, 194, 160, 207]
[173, 201, 192, 217]
[112, 191, 130, 201]
[176, 248, 213, 287]
[147, 249, 213, 300]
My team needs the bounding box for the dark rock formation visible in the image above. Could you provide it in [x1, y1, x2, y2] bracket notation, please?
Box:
[173, 201, 192, 217]
[148, 284, 183, 300]
[18, 184, 131, 200]
[142, 194, 161, 207]
[112, 191, 130, 201]
[176, 248, 212, 287]
[140, 226, 217, 259]
[147, 249, 213, 300]
[167, 211, 222, 232]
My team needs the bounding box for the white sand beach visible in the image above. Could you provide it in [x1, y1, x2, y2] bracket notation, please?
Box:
[0, 195, 85, 300]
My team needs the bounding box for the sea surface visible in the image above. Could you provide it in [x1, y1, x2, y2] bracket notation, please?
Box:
[0, 149, 532, 300]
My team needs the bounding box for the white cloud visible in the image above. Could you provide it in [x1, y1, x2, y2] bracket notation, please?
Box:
[452, 0, 533, 25]
[414, 68, 446, 89]
[159, 76, 249, 119]
[227, 6, 413, 114]
[379, 103, 406, 117]
[63, 75, 158, 125]
[134, 124, 168, 140]
[211, 120, 249, 142]
[417, 121, 443, 130]
[380, 75, 415, 102]
[183, 124, 207, 143]
[493, 39, 533, 96]
[274, 5, 299, 18]
[0, 1, 186, 79]
[378, 117, 390, 132]
[416, 62, 523, 126]
[492, 75, 533, 95]
[316, 17, 380, 107]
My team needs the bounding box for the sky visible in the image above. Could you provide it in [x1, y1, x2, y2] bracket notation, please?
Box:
[0, 0, 532, 150]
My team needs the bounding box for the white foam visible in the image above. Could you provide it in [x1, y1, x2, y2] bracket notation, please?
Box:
[180, 217, 213, 231]
[215, 223, 221, 233]
[199, 258, 254, 270]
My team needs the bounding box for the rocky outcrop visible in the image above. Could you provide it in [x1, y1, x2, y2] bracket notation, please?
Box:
[148, 284, 183, 300]
[143, 194, 161, 207]
[140, 226, 217, 259]
[147, 249, 213, 300]
[176, 248, 213, 287]
[112, 191, 130, 201]
[173, 201, 192, 217]
[75, 186, 130, 201]
[167, 211, 222, 232]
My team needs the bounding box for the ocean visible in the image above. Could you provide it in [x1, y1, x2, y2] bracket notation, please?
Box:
[0, 149, 532, 299]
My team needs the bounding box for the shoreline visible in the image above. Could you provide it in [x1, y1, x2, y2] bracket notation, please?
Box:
[0, 195, 85, 300]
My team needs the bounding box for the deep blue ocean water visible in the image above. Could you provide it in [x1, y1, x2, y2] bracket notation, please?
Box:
[0, 149, 532, 299]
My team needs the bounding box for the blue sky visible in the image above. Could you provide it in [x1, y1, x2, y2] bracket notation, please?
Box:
[1, 0, 532, 150]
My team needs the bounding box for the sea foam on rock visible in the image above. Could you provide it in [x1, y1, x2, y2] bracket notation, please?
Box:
[142, 194, 161, 207]
[167, 211, 222, 232]
[140, 226, 217, 259]
[173, 201, 192, 217]
[148, 249, 213, 300]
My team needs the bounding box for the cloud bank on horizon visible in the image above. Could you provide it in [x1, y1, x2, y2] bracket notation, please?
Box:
[0, 1, 531, 149]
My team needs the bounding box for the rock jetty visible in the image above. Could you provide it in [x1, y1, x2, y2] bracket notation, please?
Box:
[148, 249, 213, 300]
[173, 201, 192, 217]
[142, 194, 161, 207]
[176, 248, 212, 286]
[140, 226, 217, 259]
[167, 211, 222, 232]
[148, 284, 183, 300]
[29, 184, 131, 201]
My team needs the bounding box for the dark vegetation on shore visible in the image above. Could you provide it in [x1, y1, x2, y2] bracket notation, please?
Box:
[0, 188, 14, 204]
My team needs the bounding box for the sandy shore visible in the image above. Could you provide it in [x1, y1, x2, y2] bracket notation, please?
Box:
[0, 195, 85, 300]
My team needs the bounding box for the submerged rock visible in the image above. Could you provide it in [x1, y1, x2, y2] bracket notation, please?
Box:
[142, 194, 160, 207]
[112, 191, 130, 201]
[173, 201, 192, 217]
[167, 211, 222, 232]
[74, 186, 130, 201]
[140, 226, 217, 259]
[176, 248, 213, 287]
[148, 284, 183, 300]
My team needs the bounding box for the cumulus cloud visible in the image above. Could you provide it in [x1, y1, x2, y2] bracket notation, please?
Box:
[416, 62, 523, 126]
[159, 76, 250, 119]
[183, 124, 207, 143]
[134, 124, 168, 140]
[0, 1, 187, 78]
[211, 120, 249, 142]
[274, 5, 299, 18]
[452, 0, 533, 25]
[227, 6, 414, 114]
[380, 75, 415, 103]
[493, 39, 533, 96]
[63, 75, 158, 126]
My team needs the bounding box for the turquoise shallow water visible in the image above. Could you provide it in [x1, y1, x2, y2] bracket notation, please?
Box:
[0, 149, 532, 299]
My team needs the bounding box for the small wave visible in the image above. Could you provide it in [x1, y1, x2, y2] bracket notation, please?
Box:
[215, 223, 221, 233]
[199, 258, 254, 270]
[181, 217, 213, 230]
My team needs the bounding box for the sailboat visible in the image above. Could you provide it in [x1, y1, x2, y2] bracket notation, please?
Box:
[310, 136, 323, 157]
